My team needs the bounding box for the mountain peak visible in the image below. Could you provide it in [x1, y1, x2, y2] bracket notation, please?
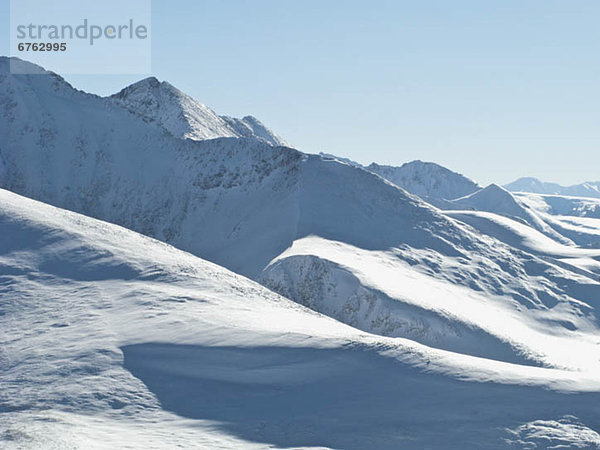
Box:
[125, 75, 160, 89]
[366, 160, 481, 201]
[111, 76, 179, 100]
[481, 183, 507, 193]
[110, 76, 233, 140]
[453, 183, 528, 219]
[110, 76, 288, 145]
[458, 183, 513, 200]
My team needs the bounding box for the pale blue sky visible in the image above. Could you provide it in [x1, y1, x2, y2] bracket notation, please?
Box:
[2, 0, 599, 185]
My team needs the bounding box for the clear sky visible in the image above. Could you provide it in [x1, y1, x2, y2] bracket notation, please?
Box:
[2, 0, 599, 185]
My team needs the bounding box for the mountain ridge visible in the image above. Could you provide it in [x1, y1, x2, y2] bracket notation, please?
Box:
[318, 153, 481, 202]
[506, 176, 600, 199]
[110, 74, 288, 146]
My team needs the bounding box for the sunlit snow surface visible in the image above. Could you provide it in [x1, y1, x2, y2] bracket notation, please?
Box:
[2, 58, 600, 448]
[2, 189, 600, 449]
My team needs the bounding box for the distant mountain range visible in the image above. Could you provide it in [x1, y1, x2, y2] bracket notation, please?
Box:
[320, 153, 481, 201]
[505, 177, 600, 199]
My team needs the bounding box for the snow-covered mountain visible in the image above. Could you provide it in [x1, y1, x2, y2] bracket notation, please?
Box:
[367, 160, 481, 201]
[3, 188, 600, 449]
[3, 57, 600, 448]
[453, 184, 530, 218]
[0, 57, 302, 276]
[110, 75, 287, 145]
[0, 58, 496, 278]
[319, 154, 481, 202]
[3, 57, 600, 349]
[506, 177, 600, 199]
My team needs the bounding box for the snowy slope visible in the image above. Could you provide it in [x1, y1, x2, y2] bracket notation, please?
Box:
[262, 228, 600, 367]
[449, 184, 572, 244]
[516, 192, 600, 219]
[506, 177, 600, 199]
[2, 189, 600, 449]
[444, 211, 600, 276]
[514, 193, 600, 248]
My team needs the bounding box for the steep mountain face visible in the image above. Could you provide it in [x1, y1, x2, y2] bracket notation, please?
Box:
[506, 177, 600, 199]
[3, 188, 600, 449]
[367, 160, 481, 201]
[111, 75, 287, 145]
[2, 57, 600, 375]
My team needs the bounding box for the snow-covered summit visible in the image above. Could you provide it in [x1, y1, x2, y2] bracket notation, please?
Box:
[453, 183, 527, 216]
[316, 154, 481, 202]
[367, 160, 481, 201]
[111, 76, 287, 145]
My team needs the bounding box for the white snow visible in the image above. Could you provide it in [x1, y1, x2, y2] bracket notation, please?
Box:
[505, 177, 600, 199]
[367, 160, 481, 201]
[449, 184, 573, 244]
[2, 189, 600, 449]
[513, 192, 600, 248]
[515, 192, 600, 218]
[263, 236, 600, 371]
[318, 155, 481, 202]
[445, 210, 600, 276]
[3, 57, 600, 448]
[110, 76, 288, 146]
